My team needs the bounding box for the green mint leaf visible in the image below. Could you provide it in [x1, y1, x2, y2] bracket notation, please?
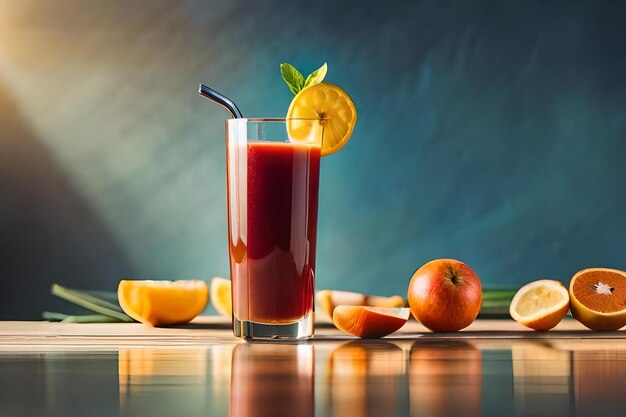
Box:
[304, 62, 328, 88]
[280, 63, 305, 95]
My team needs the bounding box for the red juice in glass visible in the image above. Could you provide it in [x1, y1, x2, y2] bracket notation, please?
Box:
[226, 118, 321, 339]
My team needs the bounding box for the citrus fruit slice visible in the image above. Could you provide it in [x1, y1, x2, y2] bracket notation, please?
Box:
[332, 306, 410, 338]
[316, 290, 405, 320]
[368, 295, 406, 309]
[317, 290, 366, 319]
[118, 280, 208, 326]
[286, 82, 357, 156]
[569, 268, 626, 330]
[210, 277, 232, 318]
[509, 279, 570, 331]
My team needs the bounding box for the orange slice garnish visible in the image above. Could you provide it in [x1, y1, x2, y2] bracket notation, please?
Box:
[286, 83, 357, 156]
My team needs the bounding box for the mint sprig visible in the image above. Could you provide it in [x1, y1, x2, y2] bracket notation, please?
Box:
[280, 63, 304, 95]
[304, 63, 327, 88]
[280, 62, 327, 96]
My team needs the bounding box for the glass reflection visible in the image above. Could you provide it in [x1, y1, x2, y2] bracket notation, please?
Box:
[409, 340, 482, 417]
[230, 343, 314, 417]
[325, 340, 407, 417]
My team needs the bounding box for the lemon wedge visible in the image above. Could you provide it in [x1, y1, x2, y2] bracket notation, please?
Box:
[210, 277, 232, 318]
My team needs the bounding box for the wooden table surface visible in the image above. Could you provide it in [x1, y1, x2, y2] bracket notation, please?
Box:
[0, 316, 619, 348]
[2, 318, 626, 417]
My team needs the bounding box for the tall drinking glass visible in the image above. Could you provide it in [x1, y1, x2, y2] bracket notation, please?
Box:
[226, 118, 322, 339]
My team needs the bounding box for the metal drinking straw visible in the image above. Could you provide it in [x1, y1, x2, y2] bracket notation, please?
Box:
[198, 84, 243, 118]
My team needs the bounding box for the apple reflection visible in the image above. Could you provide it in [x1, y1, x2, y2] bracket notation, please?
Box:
[326, 340, 406, 417]
[409, 340, 482, 417]
[230, 343, 314, 417]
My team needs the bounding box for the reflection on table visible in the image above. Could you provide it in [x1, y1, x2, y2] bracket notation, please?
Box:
[230, 343, 314, 417]
[2, 336, 626, 416]
[118, 346, 232, 417]
[326, 340, 406, 417]
[409, 340, 482, 417]
[511, 342, 572, 417]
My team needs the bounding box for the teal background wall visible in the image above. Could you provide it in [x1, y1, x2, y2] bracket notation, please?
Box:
[1, 0, 625, 318]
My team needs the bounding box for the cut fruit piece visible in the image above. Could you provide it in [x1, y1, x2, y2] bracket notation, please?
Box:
[118, 280, 208, 327]
[367, 295, 406, 309]
[569, 268, 626, 330]
[317, 290, 366, 319]
[332, 306, 410, 338]
[509, 279, 570, 331]
[316, 290, 405, 320]
[210, 277, 232, 318]
[286, 82, 357, 156]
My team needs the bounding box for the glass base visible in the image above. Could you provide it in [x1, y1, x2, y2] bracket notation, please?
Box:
[233, 312, 314, 340]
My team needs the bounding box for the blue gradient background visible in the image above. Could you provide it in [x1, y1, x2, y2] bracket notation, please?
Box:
[1, 0, 625, 318]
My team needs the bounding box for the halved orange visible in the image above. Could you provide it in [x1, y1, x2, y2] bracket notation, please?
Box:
[332, 306, 410, 339]
[569, 268, 626, 330]
[210, 277, 232, 318]
[509, 280, 570, 331]
[286, 82, 357, 156]
[118, 280, 208, 326]
[316, 290, 405, 320]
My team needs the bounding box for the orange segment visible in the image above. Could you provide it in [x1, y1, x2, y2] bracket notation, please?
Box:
[509, 280, 570, 331]
[118, 280, 208, 327]
[286, 83, 357, 156]
[368, 295, 406, 309]
[332, 306, 410, 339]
[569, 268, 626, 330]
[317, 290, 366, 320]
[316, 290, 405, 320]
[210, 277, 232, 318]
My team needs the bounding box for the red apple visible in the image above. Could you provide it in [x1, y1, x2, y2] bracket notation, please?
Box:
[407, 259, 482, 332]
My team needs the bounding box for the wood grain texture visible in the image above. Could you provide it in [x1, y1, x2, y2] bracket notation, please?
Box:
[0, 318, 623, 352]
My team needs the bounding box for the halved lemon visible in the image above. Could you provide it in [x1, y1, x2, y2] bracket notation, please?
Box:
[210, 276, 232, 318]
[286, 82, 357, 156]
[118, 280, 208, 327]
[333, 306, 410, 339]
[509, 279, 570, 331]
[569, 268, 626, 330]
[316, 290, 405, 320]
